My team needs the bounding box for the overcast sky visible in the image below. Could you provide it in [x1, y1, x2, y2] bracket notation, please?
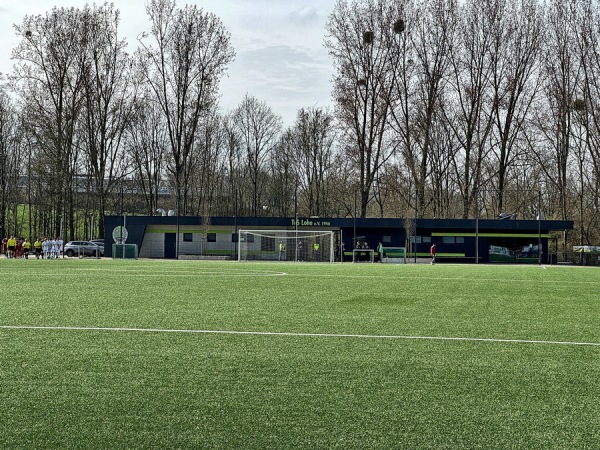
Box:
[0, 0, 336, 126]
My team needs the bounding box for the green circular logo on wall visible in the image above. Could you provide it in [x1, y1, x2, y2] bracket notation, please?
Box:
[112, 226, 128, 244]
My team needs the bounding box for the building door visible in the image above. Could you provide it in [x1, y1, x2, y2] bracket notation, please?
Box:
[164, 233, 176, 259]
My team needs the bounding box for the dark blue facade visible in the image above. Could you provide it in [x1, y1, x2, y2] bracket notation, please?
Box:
[104, 215, 573, 263]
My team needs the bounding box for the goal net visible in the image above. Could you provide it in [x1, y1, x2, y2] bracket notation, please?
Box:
[238, 230, 334, 262]
[381, 247, 407, 264]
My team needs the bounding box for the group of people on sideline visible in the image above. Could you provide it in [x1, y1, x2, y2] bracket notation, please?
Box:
[1, 236, 64, 259]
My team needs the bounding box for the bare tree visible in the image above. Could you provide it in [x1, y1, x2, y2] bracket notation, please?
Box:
[138, 0, 235, 215]
[574, 0, 600, 246]
[268, 131, 296, 217]
[0, 91, 19, 238]
[534, 0, 581, 221]
[190, 113, 229, 216]
[325, 0, 403, 218]
[126, 95, 169, 215]
[222, 112, 242, 216]
[233, 94, 282, 216]
[442, 0, 494, 219]
[287, 107, 337, 217]
[12, 6, 88, 239]
[488, 0, 543, 212]
[428, 114, 460, 218]
[80, 3, 136, 237]
[411, 0, 457, 216]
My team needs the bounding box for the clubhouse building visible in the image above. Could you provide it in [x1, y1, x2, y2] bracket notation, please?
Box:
[103, 215, 573, 264]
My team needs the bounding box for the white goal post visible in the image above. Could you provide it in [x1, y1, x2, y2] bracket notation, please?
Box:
[238, 230, 335, 262]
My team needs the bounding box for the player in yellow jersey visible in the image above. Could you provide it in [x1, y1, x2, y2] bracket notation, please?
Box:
[33, 238, 42, 259]
[22, 239, 31, 259]
[7, 236, 17, 259]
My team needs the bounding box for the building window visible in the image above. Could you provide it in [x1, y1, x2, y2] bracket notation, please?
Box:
[383, 235, 392, 243]
[456, 236, 464, 244]
[443, 236, 455, 244]
[207, 233, 216, 242]
[183, 233, 193, 242]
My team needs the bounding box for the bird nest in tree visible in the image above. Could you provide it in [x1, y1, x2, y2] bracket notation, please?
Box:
[572, 98, 586, 111]
[393, 19, 405, 34]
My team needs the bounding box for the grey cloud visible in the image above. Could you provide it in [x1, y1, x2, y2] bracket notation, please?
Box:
[289, 6, 320, 26]
[239, 45, 330, 88]
[223, 44, 333, 123]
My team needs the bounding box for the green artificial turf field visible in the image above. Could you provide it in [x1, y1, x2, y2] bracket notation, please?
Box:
[1, 259, 599, 448]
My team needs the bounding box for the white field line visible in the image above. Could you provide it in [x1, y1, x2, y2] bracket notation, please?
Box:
[0, 270, 288, 277]
[1, 270, 597, 286]
[1, 325, 599, 347]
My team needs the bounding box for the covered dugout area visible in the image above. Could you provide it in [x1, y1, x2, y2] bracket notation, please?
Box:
[421, 218, 573, 264]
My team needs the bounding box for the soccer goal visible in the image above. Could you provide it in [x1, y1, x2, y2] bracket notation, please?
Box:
[238, 230, 335, 262]
[381, 246, 407, 264]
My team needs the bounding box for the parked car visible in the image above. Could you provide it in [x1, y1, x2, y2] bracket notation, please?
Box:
[89, 239, 105, 256]
[64, 240, 104, 257]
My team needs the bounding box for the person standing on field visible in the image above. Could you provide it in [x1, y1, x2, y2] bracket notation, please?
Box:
[7, 236, 17, 259]
[430, 243, 436, 265]
[42, 238, 50, 259]
[56, 237, 64, 258]
[278, 241, 286, 261]
[22, 238, 31, 259]
[16, 238, 23, 258]
[377, 242, 384, 263]
[52, 237, 60, 259]
[34, 238, 42, 259]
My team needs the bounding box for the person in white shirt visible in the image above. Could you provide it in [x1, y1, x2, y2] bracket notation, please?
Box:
[52, 237, 60, 258]
[42, 238, 50, 259]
